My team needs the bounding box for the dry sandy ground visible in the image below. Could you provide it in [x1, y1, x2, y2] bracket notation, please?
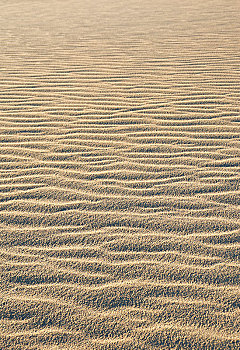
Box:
[0, 0, 240, 349]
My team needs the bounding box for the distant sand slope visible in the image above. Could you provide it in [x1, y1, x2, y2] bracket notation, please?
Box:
[0, 0, 240, 349]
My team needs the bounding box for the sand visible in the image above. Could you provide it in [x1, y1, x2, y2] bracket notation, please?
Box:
[0, 0, 239, 349]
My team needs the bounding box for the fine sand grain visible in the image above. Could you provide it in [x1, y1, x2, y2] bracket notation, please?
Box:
[0, 0, 240, 349]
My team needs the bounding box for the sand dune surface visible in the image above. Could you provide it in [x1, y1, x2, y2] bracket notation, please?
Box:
[0, 0, 240, 349]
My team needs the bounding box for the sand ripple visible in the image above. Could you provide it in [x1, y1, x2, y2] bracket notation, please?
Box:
[0, 0, 240, 349]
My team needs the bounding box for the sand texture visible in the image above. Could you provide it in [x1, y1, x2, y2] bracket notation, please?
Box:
[0, 0, 240, 349]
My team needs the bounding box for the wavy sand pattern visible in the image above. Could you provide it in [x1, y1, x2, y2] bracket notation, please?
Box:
[0, 0, 240, 349]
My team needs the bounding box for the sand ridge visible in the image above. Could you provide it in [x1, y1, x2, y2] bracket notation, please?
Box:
[0, 0, 240, 349]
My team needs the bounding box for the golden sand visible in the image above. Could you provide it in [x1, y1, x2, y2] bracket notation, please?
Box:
[0, 0, 240, 349]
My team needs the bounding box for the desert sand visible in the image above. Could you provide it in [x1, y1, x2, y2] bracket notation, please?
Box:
[0, 0, 240, 349]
